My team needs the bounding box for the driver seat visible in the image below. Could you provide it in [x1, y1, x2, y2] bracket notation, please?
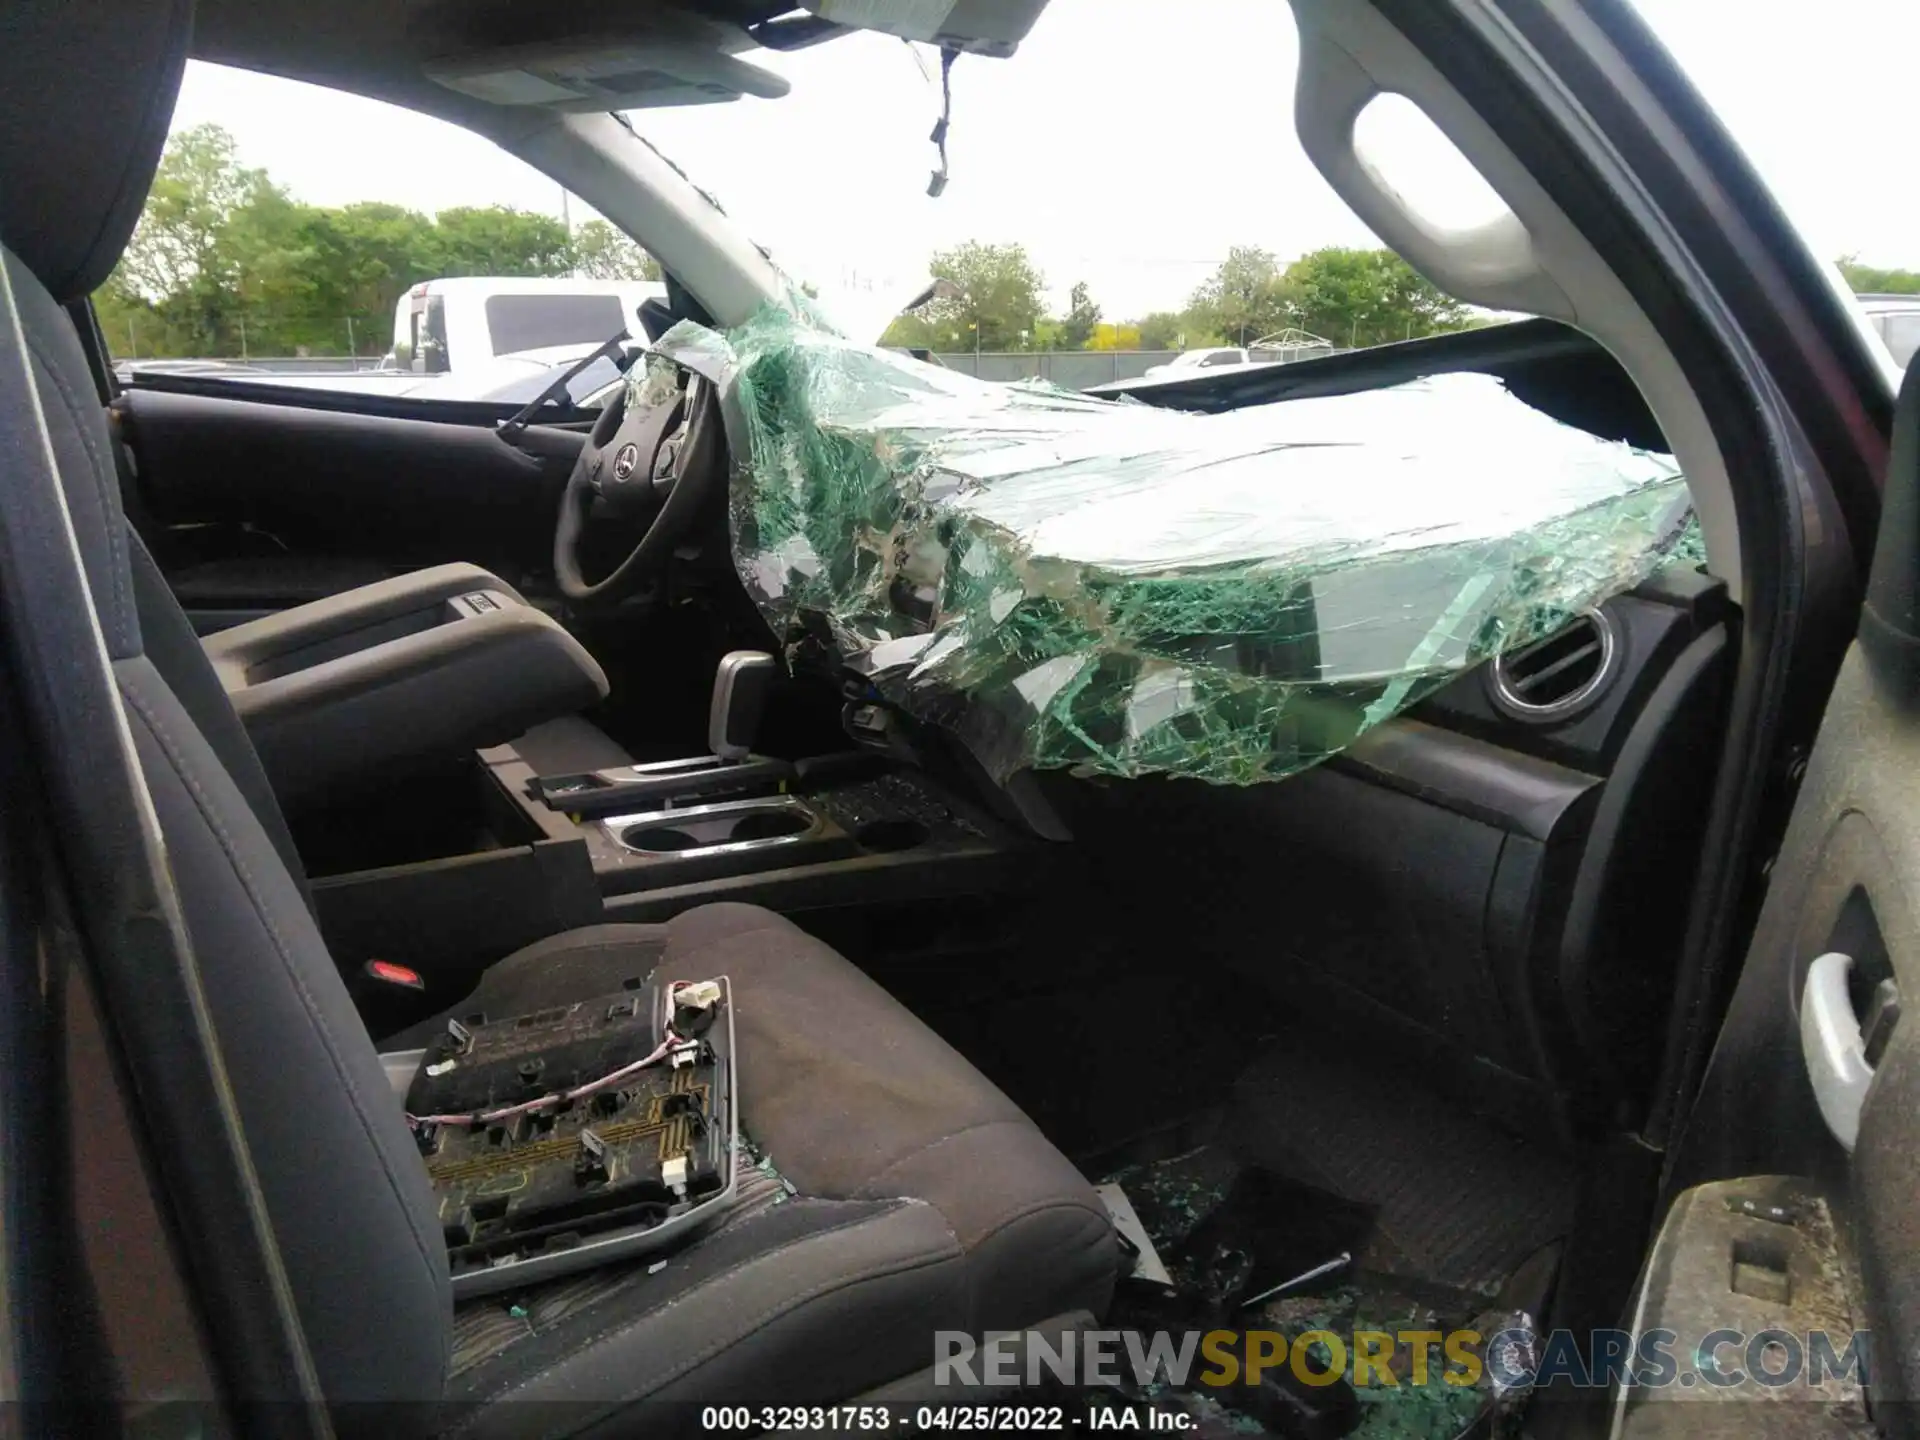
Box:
[0, 0, 1117, 1429]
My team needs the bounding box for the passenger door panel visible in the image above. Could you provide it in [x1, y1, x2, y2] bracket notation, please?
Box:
[1650, 363, 1920, 1434]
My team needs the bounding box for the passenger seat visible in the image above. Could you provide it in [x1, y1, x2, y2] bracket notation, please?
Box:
[0, 0, 1117, 1428]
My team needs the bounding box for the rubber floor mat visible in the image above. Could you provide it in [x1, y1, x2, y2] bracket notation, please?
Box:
[1098, 1149, 1531, 1440]
[1229, 1038, 1573, 1297]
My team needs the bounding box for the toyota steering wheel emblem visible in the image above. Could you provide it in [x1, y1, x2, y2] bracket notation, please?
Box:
[610, 442, 640, 483]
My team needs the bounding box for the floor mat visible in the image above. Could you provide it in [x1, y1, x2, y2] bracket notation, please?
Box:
[1229, 1035, 1574, 1298]
[865, 880, 1574, 1299]
[866, 900, 1573, 1298]
[1099, 1149, 1532, 1440]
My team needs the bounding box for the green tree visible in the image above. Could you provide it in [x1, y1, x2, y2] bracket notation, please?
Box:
[1279, 246, 1468, 348]
[1061, 280, 1101, 350]
[430, 206, 572, 278]
[1187, 246, 1292, 347]
[1135, 311, 1188, 350]
[92, 283, 161, 359]
[1029, 318, 1069, 351]
[114, 123, 256, 303]
[880, 311, 940, 350]
[291, 202, 440, 352]
[1838, 256, 1920, 295]
[226, 186, 324, 353]
[925, 241, 1045, 351]
[99, 124, 606, 359]
[570, 220, 661, 281]
[110, 122, 292, 355]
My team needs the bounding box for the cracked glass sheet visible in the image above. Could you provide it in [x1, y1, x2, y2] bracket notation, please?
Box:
[657, 306, 1699, 787]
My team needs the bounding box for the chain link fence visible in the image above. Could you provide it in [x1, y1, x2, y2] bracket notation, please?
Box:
[930, 351, 1182, 387]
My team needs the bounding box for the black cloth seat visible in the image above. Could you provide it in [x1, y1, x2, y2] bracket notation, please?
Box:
[0, 2, 1115, 1431]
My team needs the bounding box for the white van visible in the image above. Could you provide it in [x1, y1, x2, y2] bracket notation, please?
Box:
[388, 276, 667, 374]
[1859, 293, 1920, 370]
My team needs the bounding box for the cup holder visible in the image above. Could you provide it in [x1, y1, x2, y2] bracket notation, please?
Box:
[608, 796, 824, 859]
[624, 826, 702, 853]
[855, 818, 931, 853]
[730, 811, 811, 843]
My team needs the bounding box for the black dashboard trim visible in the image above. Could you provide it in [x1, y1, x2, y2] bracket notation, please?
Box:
[1328, 716, 1600, 841]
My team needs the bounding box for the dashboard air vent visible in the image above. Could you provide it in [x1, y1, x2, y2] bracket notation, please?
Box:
[1487, 608, 1618, 722]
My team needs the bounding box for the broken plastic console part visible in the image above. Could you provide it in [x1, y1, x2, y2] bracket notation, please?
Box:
[407, 978, 738, 1298]
[655, 305, 1700, 789]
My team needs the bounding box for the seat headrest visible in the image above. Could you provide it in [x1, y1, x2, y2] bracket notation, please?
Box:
[0, 0, 195, 304]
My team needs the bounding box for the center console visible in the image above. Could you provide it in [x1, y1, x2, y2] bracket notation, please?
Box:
[490, 655, 1020, 917]
[306, 652, 1038, 1034]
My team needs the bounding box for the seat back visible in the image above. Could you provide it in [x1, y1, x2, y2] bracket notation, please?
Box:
[0, 0, 451, 1412]
[128, 526, 318, 911]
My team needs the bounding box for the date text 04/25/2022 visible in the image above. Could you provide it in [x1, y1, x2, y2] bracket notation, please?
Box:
[696, 1404, 1191, 1431]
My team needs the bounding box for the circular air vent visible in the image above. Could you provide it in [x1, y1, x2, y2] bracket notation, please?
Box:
[1487, 608, 1619, 722]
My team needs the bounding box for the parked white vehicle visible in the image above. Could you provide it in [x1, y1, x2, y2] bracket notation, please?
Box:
[1143, 329, 1334, 378]
[1144, 345, 1262, 377]
[407, 342, 625, 404]
[117, 278, 937, 410]
[1858, 294, 1920, 369]
[387, 275, 666, 374]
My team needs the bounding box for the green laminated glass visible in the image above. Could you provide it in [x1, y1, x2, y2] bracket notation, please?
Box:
[657, 306, 1700, 786]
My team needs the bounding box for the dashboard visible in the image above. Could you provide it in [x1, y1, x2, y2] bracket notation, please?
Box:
[1030, 552, 1732, 1142]
[1005, 325, 1737, 1139]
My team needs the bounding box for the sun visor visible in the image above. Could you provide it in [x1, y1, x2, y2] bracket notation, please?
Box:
[656, 303, 1702, 788]
[426, 35, 789, 111]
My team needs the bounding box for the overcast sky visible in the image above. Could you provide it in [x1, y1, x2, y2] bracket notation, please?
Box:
[168, 0, 1920, 319]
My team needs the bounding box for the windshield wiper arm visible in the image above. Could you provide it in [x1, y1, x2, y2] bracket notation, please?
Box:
[498, 329, 632, 441]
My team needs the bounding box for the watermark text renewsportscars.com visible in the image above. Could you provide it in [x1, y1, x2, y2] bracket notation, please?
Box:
[934, 1326, 1870, 1392]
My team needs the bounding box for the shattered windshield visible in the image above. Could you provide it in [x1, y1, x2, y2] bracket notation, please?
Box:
[657, 304, 1698, 789]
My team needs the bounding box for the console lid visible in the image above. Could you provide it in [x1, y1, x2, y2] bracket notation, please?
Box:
[205, 564, 606, 808]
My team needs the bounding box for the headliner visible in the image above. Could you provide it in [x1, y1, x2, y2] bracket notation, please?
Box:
[188, 0, 807, 128]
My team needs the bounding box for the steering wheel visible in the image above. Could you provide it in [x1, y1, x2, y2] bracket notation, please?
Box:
[553, 365, 727, 604]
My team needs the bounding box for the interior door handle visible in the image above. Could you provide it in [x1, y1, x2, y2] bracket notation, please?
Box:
[1801, 951, 1874, 1151]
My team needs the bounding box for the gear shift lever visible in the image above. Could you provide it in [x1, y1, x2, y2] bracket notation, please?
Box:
[708, 651, 777, 762]
[526, 651, 791, 815]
